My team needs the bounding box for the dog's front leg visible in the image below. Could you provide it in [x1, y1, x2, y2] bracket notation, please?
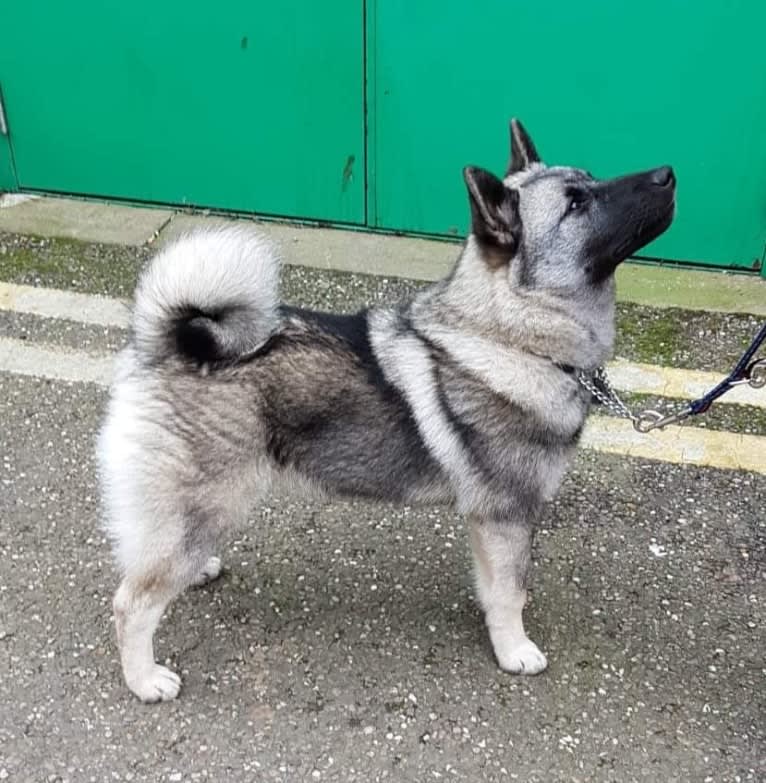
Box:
[469, 518, 547, 675]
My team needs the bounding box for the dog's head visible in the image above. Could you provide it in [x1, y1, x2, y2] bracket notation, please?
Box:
[464, 119, 676, 290]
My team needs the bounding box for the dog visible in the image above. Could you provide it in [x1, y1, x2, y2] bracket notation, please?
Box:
[98, 120, 676, 701]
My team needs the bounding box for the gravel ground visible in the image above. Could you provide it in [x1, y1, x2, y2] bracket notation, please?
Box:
[0, 372, 763, 783]
[614, 303, 764, 374]
[0, 233, 150, 298]
[1, 232, 763, 374]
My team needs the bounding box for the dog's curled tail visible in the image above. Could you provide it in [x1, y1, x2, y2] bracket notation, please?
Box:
[131, 227, 281, 365]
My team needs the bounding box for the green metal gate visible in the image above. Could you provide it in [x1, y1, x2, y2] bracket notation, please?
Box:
[1, 1, 765, 272]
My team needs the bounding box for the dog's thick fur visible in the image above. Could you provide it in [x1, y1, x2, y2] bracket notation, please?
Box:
[98, 121, 676, 701]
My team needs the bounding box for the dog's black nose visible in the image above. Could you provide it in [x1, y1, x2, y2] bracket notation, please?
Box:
[650, 166, 675, 188]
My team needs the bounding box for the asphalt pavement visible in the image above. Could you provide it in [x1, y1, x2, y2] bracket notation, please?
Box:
[0, 370, 763, 782]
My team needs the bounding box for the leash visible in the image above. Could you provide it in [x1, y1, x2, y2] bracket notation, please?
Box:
[578, 322, 766, 433]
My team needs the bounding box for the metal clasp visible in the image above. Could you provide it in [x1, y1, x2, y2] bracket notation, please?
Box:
[729, 358, 766, 389]
[633, 407, 692, 433]
[747, 358, 766, 389]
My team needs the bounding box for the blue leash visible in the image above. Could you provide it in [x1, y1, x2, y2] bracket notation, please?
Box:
[635, 322, 766, 432]
[579, 323, 766, 432]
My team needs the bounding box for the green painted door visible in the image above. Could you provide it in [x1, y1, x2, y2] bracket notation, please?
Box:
[0, 2, 364, 223]
[368, 0, 766, 270]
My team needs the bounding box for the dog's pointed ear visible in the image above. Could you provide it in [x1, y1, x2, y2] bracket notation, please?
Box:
[463, 166, 521, 258]
[507, 118, 540, 174]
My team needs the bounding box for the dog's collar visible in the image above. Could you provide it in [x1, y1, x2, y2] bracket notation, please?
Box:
[555, 362, 576, 375]
[528, 351, 582, 376]
[528, 349, 574, 373]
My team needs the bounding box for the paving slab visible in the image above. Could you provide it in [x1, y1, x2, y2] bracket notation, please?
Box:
[0, 195, 172, 246]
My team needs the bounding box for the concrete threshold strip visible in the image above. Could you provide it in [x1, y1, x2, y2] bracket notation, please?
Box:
[1, 334, 765, 475]
[1, 280, 765, 411]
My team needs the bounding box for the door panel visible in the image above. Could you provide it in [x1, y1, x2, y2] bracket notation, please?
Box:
[0, 2, 365, 223]
[370, 0, 766, 269]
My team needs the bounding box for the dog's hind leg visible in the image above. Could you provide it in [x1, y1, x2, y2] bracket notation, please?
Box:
[111, 507, 223, 702]
[470, 518, 548, 675]
[113, 565, 187, 702]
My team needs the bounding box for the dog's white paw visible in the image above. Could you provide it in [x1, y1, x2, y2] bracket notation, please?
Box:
[126, 664, 182, 702]
[191, 556, 223, 587]
[493, 637, 548, 675]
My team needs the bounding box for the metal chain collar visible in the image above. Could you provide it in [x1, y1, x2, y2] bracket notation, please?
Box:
[577, 367, 638, 422]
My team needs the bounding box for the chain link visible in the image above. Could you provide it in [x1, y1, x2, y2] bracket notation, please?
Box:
[576, 367, 638, 423]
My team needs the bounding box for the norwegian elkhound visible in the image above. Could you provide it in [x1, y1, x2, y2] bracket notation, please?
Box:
[98, 120, 676, 701]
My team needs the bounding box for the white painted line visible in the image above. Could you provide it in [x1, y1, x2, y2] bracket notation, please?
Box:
[0, 337, 764, 474]
[0, 337, 113, 386]
[608, 358, 766, 410]
[0, 281, 763, 409]
[0, 281, 129, 329]
[582, 417, 766, 475]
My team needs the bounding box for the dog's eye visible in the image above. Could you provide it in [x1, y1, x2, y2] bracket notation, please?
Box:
[562, 187, 589, 220]
[565, 188, 591, 216]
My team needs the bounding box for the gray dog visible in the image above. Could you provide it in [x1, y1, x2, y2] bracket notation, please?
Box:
[98, 120, 676, 701]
